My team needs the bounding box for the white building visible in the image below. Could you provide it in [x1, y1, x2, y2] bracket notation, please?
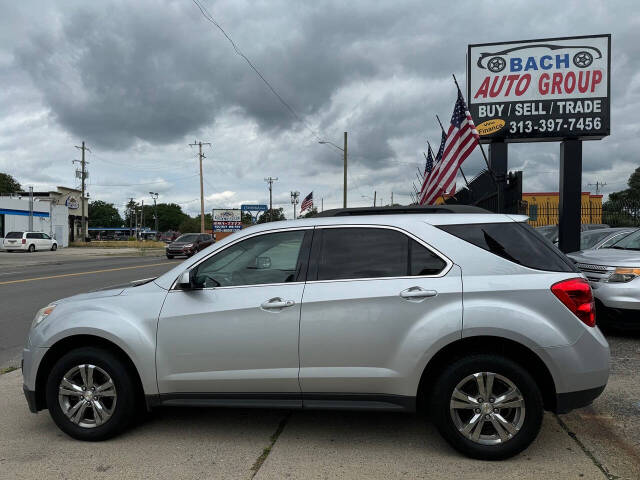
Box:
[0, 196, 70, 247]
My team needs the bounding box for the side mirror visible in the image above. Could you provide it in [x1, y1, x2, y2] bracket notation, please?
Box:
[177, 271, 192, 289]
[256, 256, 272, 269]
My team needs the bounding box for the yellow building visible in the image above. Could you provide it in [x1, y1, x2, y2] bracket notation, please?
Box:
[523, 192, 603, 227]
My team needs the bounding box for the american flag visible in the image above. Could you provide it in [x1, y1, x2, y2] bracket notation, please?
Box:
[419, 132, 446, 204]
[300, 191, 313, 212]
[421, 90, 478, 205]
[424, 144, 434, 176]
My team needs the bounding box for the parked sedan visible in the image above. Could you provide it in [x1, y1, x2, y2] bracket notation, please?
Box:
[165, 233, 213, 258]
[2, 231, 58, 252]
[569, 228, 640, 329]
[579, 228, 636, 251]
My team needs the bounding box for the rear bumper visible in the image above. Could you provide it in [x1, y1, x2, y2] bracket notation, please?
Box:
[555, 385, 606, 414]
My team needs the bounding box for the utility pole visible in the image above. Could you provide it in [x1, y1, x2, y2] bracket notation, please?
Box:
[343, 132, 348, 208]
[74, 141, 90, 241]
[588, 181, 607, 195]
[27, 186, 33, 231]
[141, 199, 144, 236]
[321, 197, 323, 212]
[290, 191, 300, 219]
[189, 140, 211, 233]
[128, 198, 134, 238]
[264, 177, 278, 221]
[373, 191, 376, 207]
[150, 192, 159, 238]
[391, 191, 394, 205]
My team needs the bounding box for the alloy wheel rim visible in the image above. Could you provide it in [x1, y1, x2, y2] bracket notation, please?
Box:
[449, 372, 525, 445]
[58, 364, 117, 428]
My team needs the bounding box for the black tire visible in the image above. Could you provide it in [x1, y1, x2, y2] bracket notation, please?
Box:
[166, 254, 174, 259]
[51, 243, 57, 251]
[430, 354, 543, 460]
[45, 347, 137, 441]
[28, 244, 35, 253]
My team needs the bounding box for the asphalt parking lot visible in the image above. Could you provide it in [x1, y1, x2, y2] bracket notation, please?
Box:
[1, 249, 639, 479]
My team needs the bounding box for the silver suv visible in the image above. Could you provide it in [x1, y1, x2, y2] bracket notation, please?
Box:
[22, 207, 609, 460]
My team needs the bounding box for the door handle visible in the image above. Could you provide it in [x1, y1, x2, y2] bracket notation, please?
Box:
[399, 287, 437, 300]
[260, 297, 296, 310]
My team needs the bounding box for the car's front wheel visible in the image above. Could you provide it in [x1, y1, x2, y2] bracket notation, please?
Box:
[51, 243, 57, 251]
[430, 354, 543, 460]
[45, 347, 137, 441]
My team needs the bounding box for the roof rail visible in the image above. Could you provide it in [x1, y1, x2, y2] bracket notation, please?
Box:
[315, 205, 490, 217]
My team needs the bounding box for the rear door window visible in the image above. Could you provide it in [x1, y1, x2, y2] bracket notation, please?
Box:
[313, 227, 447, 281]
[5, 232, 23, 239]
[438, 222, 577, 273]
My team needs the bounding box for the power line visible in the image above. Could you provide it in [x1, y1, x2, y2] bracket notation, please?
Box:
[190, 0, 320, 141]
[90, 174, 199, 187]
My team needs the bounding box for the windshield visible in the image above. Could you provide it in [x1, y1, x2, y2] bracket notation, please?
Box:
[607, 229, 640, 250]
[175, 234, 199, 243]
[580, 230, 616, 250]
[5, 232, 23, 239]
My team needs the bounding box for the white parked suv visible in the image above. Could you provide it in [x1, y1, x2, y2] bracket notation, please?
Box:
[3, 231, 58, 252]
[22, 206, 609, 459]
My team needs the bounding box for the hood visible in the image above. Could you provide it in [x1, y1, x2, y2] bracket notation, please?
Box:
[53, 287, 125, 305]
[568, 248, 640, 267]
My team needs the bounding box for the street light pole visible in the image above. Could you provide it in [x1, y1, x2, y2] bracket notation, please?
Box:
[319, 132, 348, 208]
[290, 191, 300, 219]
[343, 132, 347, 208]
[149, 192, 159, 239]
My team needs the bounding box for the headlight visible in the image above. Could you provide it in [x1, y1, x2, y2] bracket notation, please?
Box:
[32, 304, 56, 328]
[607, 267, 640, 283]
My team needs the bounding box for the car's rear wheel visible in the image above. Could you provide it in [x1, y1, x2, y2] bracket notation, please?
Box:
[45, 347, 137, 441]
[51, 243, 57, 251]
[430, 354, 543, 460]
[28, 244, 35, 253]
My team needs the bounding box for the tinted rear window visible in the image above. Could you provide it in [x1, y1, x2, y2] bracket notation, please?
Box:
[314, 228, 447, 281]
[438, 222, 577, 273]
[5, 232, 23, 239]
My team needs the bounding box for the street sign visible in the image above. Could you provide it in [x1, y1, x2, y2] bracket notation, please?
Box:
[241, 204, 267, 212]
[212, 209, 242, 232]
[467, 34, 610, 143]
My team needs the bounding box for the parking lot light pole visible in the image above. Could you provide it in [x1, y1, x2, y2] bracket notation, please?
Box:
[149, 192, 159, 239]
[319, 131, 348, 208]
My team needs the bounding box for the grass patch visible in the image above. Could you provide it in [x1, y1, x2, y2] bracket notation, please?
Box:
[70, 240, 167, 249]
[0, 366, 18, 375]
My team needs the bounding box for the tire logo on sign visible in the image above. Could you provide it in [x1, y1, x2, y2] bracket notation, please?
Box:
[476, 119, 506, 136]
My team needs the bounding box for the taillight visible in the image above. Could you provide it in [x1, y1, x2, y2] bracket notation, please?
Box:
[551, 277, 596, 327]
[21, 238, 26, 244]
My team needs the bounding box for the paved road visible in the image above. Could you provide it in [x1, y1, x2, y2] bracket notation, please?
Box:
[0, 253, 180, 368]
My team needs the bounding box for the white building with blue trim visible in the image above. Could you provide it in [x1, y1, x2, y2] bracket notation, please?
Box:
[0, 196, 70, 247]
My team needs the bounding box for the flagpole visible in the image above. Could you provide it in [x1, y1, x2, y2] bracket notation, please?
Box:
[451, 74, 496, 182]
[435, 115, 472, 192]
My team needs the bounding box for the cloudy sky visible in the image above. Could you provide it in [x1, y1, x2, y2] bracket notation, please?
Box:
[1, 0, 638, 218]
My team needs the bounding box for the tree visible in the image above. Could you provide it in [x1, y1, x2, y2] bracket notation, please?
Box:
[88, 200, 123, 228]
[603, 167, 640, 226]
[155, 203, 189, 231]
[178, 216, 201, 233]
[0, 173, 21, 194]
[257, 208, 286, 223]
[300, 207, 318, 218]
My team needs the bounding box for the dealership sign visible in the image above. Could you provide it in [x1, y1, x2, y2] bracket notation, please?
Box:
[212, 209, 242, 232]
[241, 204, 267, 212]
[467, 34, 610, 142]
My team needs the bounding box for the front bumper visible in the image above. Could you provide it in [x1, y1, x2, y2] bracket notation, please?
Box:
[590, 278, 640, 310]
[166, 248, 194, 256]
[596, 300, 640, 328]
[23, 385, 38, 413]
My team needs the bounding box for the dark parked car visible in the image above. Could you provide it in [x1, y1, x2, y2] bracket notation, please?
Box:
[166, 233, 214, 259]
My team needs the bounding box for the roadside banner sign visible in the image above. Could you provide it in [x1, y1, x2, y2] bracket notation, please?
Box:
[467, 34, 610, 142]
[212, 209, 242, 232]
[241, 204, 267, 212]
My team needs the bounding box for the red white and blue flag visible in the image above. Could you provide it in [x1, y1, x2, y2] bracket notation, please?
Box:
[421, 89, 478, 205]
[301, 191, 313, 212]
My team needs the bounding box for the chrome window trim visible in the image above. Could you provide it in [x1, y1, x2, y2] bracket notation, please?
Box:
[170, 226, 313, 290]
[307, 223, 453, 283]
